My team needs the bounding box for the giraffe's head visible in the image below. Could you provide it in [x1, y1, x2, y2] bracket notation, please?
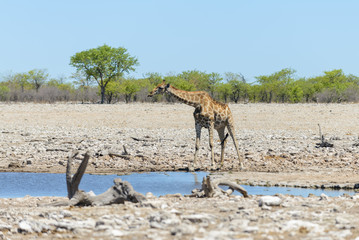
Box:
[148, 80, 170, 97]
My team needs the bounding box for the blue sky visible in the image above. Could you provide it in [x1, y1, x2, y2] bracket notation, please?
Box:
[1, 0, 358, 83]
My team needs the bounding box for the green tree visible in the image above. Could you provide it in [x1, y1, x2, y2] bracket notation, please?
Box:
[119, 78, 141, 103]
[207, 72, 222, 98]
[225, 72, 248, 103]
[255, 68, 295, 103]
[178, 70, 209, 90]
[145, 72, 163, 86]
[307, 69, 353, 102]
[217, 82, 232, 103]
[247, 84, 261, 102]
[163, 74, 196, 91]
[105, 80, 121, 103]
[11, 73, 30, 92]
[295, 78, 315, 102]
[0, 83, 9, 101]
[28, 69, 49, 92]
[288, 82, 304, 103]
[70, 44, 139, 104]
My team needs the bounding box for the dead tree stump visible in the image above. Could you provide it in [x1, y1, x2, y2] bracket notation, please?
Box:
[188, 176, 248, 198]
[66, 151, 89, 199]
[316, 124, 334, 148]
[46, 151, 146, 207]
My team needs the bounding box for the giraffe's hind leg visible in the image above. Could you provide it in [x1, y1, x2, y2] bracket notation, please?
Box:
[217, 126, 228, 168]
[227, 123, 243, 169]
[208, 122, 215, 167]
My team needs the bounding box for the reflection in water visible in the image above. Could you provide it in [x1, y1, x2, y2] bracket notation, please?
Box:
[191, 172, 200, 185]
[0, 172, 356, 198]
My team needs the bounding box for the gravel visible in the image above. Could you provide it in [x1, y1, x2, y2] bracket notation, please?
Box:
[1, 102, 359, 239]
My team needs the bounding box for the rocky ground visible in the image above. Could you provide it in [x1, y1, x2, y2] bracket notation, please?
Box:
[1, 193, 359, 240]
[1, 102, 359, 239]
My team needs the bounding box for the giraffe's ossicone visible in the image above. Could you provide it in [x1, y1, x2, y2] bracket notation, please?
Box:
[148, 80, 243, 170]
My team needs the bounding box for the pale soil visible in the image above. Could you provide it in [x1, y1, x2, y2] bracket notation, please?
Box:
[1, 102, 359, 239]
[1, 102, 359, 187]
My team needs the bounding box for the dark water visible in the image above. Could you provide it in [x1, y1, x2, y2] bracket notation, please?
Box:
[0, 172, 355, 198]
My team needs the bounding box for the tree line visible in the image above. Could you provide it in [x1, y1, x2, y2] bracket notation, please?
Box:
[1, 45, 359, 104]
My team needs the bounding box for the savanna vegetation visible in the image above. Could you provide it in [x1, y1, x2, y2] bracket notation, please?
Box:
[1, 45, 359, 104]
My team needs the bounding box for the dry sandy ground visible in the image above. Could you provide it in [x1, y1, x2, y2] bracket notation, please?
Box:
[1, 102, 359, 186]
[1, 102, 359, 239]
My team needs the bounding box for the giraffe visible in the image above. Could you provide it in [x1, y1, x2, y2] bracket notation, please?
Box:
[148, 80, 243, 169]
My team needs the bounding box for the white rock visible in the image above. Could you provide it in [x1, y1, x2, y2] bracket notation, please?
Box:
[110, 229, 125, 237]
[335, 216, 350, 225]
[171, 223, 197, 236]
[18, 220, 32, 233]
[60, 210, 72, 218]
[258, 196, 282, 207]
[319, 193, 329, 201]
[145, 192, 156, 199]
[0, 220, 11, 231]
[282, 220, 323, 233]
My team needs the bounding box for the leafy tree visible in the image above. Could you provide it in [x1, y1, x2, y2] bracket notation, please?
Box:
[70, 44, 139, 104]
[247, 84, 261, 102]
[105, 80, 121, 103]
[47, 77, 74, 92]
[288, 82, 303, 103]
[145, 72, 163, 86]
[207, 72, 222, 98]
[0, 83, 9, 101]
[295, 78, 315, 102]
[71, 71, 94, 88]
[255, 68, 295, 103]
[28, 69, 49, 92]
[178, 70, 209, 90]
[308, 69, 353, 102]
[172, 78, 196, 91]
[255, 75, 275, 103]
[225, 72, 248, 103]
[119, 78, 141, 103]
[217, 82, 232, 103]
[10, 73, 30, 92]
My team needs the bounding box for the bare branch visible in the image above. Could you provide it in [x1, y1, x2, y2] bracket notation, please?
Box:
[66, 151, 90, 199]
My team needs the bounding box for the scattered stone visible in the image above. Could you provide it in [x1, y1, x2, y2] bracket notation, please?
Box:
[18, 220, 32, 233]
[2, 103, 359, 239]
[258, 196, 282, 207]
[319, 193, 329, 201]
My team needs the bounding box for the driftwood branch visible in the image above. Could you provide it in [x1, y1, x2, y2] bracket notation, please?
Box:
[64, 178, 146, 206]
[107, 146, 148, 161]
[46, 151, 146, 207]
[316, 124, 334, 148]
[66, 151, 89, 199]
[187, 176, 248, 198]
[108, 152, 132, 160]
[131, 136, 174, 142]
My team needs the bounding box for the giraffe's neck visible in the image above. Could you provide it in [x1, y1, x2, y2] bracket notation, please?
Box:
[167, 86, 201, 107]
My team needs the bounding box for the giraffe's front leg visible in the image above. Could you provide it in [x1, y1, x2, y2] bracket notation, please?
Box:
[208, 122, 215, 167]
[193, 123, 202, 169]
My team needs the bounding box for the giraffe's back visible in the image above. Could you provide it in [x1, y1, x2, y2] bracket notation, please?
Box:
[212, 101, 232, 129]
[194, 94, 233, 129]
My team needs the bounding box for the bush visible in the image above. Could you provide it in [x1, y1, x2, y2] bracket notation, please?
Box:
[0, 85, 9, 101]
[342, 87, 359, 102]
[315, 89, 340, 103]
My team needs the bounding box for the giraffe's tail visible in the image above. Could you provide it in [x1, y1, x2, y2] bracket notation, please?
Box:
[221, 133, 229, 145]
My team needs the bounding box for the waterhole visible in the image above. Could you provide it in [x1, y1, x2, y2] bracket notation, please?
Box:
[0, 172, 355, 198]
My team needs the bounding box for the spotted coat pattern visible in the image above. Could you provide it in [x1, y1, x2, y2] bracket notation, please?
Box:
[148, 81, 242, 168]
